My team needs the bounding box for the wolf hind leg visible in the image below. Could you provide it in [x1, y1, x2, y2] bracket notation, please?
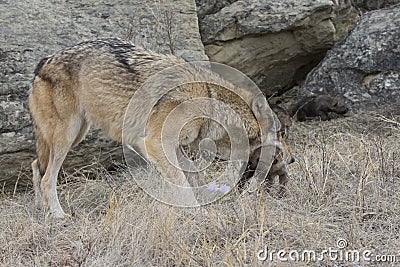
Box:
[40, 116, 87, 219]
[31, 159, 43, 207]
[31, 124, 50, 208]
[41, 148, 70, 218]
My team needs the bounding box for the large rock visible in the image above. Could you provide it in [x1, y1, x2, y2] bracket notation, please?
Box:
[331, 1, 361, 42]
[196, 0, 238, 20]
[0, 0, 207, 188]
[299, 7, 400, 110]
[352, 0, 399, 11]
[197, 0, 337, 95]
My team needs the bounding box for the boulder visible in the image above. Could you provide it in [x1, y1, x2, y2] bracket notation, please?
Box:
[331, 1, 361, 42]
[352, 0, 399, 11]
[299, 7, 400, 110]
[0, 0, 207, 188]
[196, 0, 238, 20]
[197, 0, 337, 95]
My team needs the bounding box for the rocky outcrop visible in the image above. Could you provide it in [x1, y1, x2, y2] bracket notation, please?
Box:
[330, 1, 361, 42]
[197, 0, 337, 95]
[0, 0, 207, 188]
[352, 0, 399, 11]
[299, 7, 400, 110]
[196, 0, 238, 20]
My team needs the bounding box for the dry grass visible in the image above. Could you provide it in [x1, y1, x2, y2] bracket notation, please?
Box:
[1, 110, 400, 266]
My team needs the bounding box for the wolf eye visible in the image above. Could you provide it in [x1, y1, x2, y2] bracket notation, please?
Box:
[333, 102, 338, 107]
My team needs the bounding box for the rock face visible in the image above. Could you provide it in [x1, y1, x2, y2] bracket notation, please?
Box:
[352, 0, 399, 10]
[0, 0, 207, 188]
[197, 0, 337, 95]
[299, 7, 400, 109]
[196, 0, 238, 20]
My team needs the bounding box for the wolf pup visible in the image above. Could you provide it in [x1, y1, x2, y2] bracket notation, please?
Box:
[29, 38, 282, 218]
[291, 95, 348, 121]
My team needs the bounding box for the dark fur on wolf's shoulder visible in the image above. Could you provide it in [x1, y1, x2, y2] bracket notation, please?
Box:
[291, 94, 348, 122]
[34, 56, 51, 76]
[34, 38, 141, 82]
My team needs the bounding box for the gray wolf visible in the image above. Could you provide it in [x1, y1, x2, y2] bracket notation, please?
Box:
[29, 38, 282, 218]
[291, 95, 348, 121]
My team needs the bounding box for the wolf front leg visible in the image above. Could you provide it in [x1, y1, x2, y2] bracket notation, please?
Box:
[317, 110, 331, 121]
[278, 172, 289, 197]
[141, 136, 200, 207]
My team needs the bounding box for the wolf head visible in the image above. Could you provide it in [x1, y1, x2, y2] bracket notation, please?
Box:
[240, 104, 294, 189]
[329, 96, 348, 115]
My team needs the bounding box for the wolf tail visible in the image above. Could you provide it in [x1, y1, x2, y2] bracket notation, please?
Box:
[33, 123, 50, 176]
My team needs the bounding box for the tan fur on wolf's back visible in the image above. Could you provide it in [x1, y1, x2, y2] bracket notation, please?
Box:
[29, 38, 278, 218]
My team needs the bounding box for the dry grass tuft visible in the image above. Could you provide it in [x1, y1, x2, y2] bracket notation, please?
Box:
[1, 110, 400, 266]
